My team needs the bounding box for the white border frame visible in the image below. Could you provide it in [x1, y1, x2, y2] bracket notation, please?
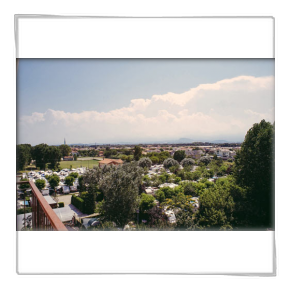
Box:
[15, 16, 275, 275]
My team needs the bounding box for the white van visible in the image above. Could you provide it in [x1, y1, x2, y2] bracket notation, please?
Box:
[41, 188, 49, 196]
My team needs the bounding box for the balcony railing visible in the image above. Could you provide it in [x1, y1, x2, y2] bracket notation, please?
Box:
[17, 179, 67, 231]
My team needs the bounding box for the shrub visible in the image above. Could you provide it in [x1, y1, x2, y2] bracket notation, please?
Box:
[139, 193, 155, 212]
[17, 207, 32, 215]
[138, 157, 152, 169]
[199, 156, 211, 166]
[58, 202, 64, 208]
[163, 158, 179, 169]
[69, 172, 78, 178]
[181, 158, 195, 169]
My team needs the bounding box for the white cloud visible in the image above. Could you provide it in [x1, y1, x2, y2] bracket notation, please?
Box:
[18, 75, 275, 145]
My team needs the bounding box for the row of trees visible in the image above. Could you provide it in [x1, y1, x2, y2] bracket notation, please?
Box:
[16, 143, 72, 171]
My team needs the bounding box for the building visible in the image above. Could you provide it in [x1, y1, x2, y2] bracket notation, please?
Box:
[63, 156, 74, 161]
[99, 158, 124, 168]
[216, 149, 230, 158]
[185, 149, 203, 159]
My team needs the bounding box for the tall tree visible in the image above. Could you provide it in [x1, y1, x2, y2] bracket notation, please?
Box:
[133, 146, 142, 161]
[47, 146, 62, 169]
[16, 144, 32, 171]
[31, 143, 49, 169]
[59, 144, 71, 157]
[99, 162, 144, 229]
[233, 119, 275, 229]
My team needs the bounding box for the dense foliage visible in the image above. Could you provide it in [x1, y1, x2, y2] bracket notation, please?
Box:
[71, 194, 85, 213]
[181, 158, 195, 169]
[65, 175, 75, 186]
[16, 144, 32, 171]
[47, 174, 60, 189]
[134, 146, 143, 161]
[35, 179, 45, 190]
[139, 193, 156, 212]
[98, 162, 144, 228]
[138, 157, 152, 169]
[233, 119, 275, 228]
[58, 144, 72, 157]
[163, 158, 179, 169]
[173, 150, 186, 162]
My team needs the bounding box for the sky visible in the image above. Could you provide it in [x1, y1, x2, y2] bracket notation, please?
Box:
[17, 59, 274, 145]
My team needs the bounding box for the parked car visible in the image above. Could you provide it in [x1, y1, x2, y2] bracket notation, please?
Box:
[62, 186, 70, 194]
[70, 186, 77, 192]
[41, 189, 49, 196]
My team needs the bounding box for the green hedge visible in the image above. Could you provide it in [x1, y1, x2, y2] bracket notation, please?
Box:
[58, 202, 65, 208]
[71, 194, 84, 212]
[17, 207, 32, 215]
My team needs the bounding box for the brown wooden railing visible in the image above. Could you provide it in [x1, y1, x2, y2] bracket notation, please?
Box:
[17, 179, 67, 231]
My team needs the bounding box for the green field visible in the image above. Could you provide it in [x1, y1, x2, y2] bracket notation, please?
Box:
[21, 159, 100, 172]
[59, 159, 99, 169]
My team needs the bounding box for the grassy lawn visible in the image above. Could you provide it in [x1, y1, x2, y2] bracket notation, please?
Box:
[19, 158, 100, 172]
[59, 159, 99, 169]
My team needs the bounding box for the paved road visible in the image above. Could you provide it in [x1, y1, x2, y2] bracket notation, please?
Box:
[54, 194, 73, 205]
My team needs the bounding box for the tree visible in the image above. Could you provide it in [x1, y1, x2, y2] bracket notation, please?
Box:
[149, 156, 159, 164]
[181, 158, 195, 169]
[196, 182, 235, 230]
[59, 144, 71, 157]
[82, 166, 104, 186]
[46, 146, 62, 169]
[163, 158, 179, 169]
[74, 155, 77, 161]
[198, 156, 211, 166]
[233, 120, 275, 228]
[173, 150, 186, 162]
[78, 176, 84, 192]
[16, 144, 32, 171]
[31, 143, 49, 169]
[138, 157, 152, 168]
[35, 179, 45, 191]
[47, 174, 60, 189]
[99, 162, 144, 229]
[133, 146, 142, 161]
[69, 172, 78, 178]
[65, 175, 75, 186]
